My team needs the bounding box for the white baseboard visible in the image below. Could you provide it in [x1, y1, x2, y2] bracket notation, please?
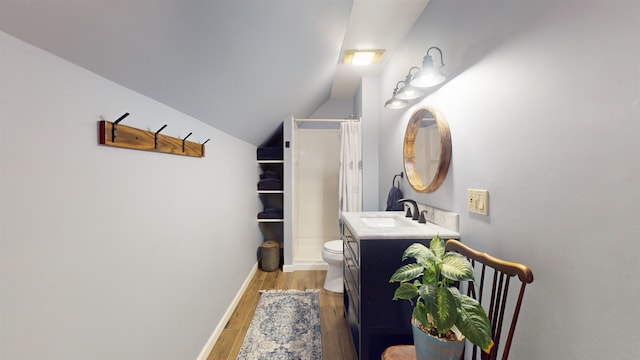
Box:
[283, 260, 328, 272]
[196, 262, 258, 360]
[282, 264, 295, 272]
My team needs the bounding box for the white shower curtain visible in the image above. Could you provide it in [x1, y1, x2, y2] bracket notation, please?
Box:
[338, 121, 362, 214]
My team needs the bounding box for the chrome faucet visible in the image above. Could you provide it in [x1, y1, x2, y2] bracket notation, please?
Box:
[397, 199, 419, 221]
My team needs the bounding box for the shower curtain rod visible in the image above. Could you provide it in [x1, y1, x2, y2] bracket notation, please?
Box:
[294, 117, 360, 123]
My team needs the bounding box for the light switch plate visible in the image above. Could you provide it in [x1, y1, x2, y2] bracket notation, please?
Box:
[467, 189, 489, 215]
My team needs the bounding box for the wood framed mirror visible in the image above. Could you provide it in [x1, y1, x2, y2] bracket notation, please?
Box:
[403, 106, 451, 193]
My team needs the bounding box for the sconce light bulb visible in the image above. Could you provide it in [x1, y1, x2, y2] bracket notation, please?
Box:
[411, 70, 445, 88]
[385, 97, 408, 109]
[395, 88, 423, 100]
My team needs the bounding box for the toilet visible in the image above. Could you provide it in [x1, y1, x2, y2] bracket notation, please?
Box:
[322, 240, 344, 293]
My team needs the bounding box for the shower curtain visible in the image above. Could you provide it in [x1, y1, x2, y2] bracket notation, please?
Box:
[338, 121, 362, 214]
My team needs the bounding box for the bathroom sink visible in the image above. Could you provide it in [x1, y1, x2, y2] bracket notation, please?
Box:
[358, 213, 419, 228]
[360, 217, 403, 227]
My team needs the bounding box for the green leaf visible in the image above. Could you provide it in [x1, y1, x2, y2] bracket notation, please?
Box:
[420, 259, 439, 284]
[441, 253, 475, 281]
[429, 287, 457, 334]
[402, 243, 431, 261]
[413, 301, 429, 329]
[455, 294, 495, 353]
[392, 282, 419, 301]
[430, 235, 445, 259]
[450, 286, 462, 308]
[418, 283, 436, 309]
[389, 263, 424, 283]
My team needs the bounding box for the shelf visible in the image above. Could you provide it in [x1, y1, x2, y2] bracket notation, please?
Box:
[257, 123, 285, 271]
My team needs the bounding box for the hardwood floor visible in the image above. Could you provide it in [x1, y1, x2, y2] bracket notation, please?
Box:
[207, 269, 358, 360]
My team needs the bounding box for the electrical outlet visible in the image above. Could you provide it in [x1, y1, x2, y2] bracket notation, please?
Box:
[467, 189, 489, 215]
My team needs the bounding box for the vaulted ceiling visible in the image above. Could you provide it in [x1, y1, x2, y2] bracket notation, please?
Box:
[0, 0, 428, 145]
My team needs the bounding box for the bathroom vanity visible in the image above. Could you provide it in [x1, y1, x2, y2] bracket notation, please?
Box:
[341, 211, 460, 360]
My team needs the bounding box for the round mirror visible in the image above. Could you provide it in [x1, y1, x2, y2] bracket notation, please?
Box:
[403, 106, 451, 193]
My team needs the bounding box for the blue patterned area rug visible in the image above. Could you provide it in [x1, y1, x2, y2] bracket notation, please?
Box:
[237, 289, 322, 360]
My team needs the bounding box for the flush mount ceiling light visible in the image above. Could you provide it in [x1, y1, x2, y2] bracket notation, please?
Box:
[343, 49, 385, 66]
[384, 81, 409, 110]
[394, 69, 424, 100]
[409, 46, 446, 88]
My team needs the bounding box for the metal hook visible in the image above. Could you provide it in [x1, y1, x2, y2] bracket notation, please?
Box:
[393, 172, 404, 187]
[182, 132, 192, 152]
[112, 112, 129, 142]
[154, 124, 167, 149]
[200, 138, 211, 156]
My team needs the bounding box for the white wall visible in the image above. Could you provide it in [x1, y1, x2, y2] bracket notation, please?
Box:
[310, 97, 355, 118]
[0, 32, 261, 360]
[376, 1, 640, 359]
[360, 76, 381, 211]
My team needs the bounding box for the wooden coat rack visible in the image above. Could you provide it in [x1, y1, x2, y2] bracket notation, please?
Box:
[98, 113, 210, 157]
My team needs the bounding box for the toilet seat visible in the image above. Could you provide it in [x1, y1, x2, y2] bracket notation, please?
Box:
[323, 240, 343, 254]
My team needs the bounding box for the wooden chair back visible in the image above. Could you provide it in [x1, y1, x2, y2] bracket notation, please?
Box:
[445, 240, 534, 360]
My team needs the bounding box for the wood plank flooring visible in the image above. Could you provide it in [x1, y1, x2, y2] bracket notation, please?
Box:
[207, 269, 358, 360]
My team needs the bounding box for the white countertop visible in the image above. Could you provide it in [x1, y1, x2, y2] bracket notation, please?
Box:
[341, 211, 461, 240]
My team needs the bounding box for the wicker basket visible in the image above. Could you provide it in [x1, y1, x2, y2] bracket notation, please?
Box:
[260, 240, 280, 272]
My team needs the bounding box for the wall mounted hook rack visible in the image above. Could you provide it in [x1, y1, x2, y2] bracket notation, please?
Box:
[98, 113, 206, 157]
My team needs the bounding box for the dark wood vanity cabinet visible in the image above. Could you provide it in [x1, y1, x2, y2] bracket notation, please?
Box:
[343, 223, 436, 360]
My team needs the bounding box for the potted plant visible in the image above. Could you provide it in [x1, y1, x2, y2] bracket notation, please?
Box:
[389, 235, 494, 360]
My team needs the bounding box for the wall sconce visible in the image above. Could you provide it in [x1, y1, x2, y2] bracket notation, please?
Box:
[394, 68, 424, 100]
[383, 46, 446, 109]
[384, 81, 409, 109]
[409, 46, 446, 88]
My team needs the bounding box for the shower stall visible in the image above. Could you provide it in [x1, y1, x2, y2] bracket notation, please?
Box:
[282, 116, 361, 271]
